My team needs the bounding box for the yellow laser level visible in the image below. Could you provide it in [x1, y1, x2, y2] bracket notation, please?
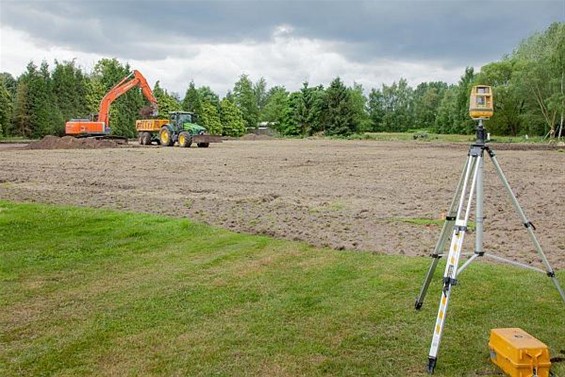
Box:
[469, 85, 493, 119]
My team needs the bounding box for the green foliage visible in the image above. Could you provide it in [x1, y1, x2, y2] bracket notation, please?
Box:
[182, 81, 202, 115]
[0, 76, 13, 136]
[0, 72, 17, 98]
[475, 60, 524, 136]
[368, 88, 386, 131]
[199, 101, 222, 135]
[233, 74, 259, 130]
[412, 81, 448, 130]
[453, 67, 476, 134]
[12, 61, 63, 138]
[349, 83, 371, 132]
[434, 86, 458, 134]
[433, 67, 477, 135]
[379, 78, 414, 132]
[197, 86, 220, 109]
[11, 81, 31, 137]
[278, 82, 326, 136]
[153, 80, 181, 115]
[511, 22, 565, 137]
[262, 85, 289, 129]
[324, 77, 357, 136]
[219, 98, 246, 137]
[51, 60, 90, 123]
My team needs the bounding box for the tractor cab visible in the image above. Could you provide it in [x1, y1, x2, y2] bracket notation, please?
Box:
[169, 111, 206, 135]
[170, 111, 197, 127]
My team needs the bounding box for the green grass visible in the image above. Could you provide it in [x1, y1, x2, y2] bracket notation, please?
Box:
[1, 201, 563, 376]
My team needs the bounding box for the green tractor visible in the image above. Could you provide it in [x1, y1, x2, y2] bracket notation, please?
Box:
[136, 111, 221, 148]
[159, 111, 221, 148]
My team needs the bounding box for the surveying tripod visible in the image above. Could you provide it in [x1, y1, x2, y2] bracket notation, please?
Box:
[414, 119, 565, 374]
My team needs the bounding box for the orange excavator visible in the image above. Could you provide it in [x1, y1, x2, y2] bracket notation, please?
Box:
[65, 70, 157, 137]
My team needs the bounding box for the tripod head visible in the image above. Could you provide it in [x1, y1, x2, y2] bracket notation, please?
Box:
[474, 119, 488, 146]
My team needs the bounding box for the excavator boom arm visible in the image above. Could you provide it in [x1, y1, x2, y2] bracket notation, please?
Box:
[98, 70, 157, 125]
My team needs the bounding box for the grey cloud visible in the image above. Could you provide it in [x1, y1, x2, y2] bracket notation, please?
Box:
[1, 1, 563, 64]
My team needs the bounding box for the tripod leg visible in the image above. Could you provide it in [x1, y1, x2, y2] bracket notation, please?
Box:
[427, 155, 480, 374]
[415, 154, 470, 310]
[475, 154, 485, 256]
[487, 147, 565, 303]
[427, 224, 469, 374]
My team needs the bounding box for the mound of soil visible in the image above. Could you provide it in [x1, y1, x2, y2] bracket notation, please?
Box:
[26, 136, 120, 150]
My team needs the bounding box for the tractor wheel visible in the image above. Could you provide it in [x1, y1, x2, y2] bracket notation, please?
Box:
[159, 127, 174, 146]
[197, 142, 209, 148]
[138, 133, 144, 145]
[141, 132, 152, 145]
[178, 132, 192, 148]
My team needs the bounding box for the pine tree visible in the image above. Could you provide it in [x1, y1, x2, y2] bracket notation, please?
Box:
[324, 77, 356, 136]
[368, 88, 386, 131]
[0, 73, 17, 99]
[200, 102, 222, 135]
[13, 61, 63, 138]
[233, 74, 259, 130]
[153, 81, 181, 116]
[182, 81, 202, 115]
[0, 77, 13, 136]
[197, 86, 219, 109]
[12, 81, 31, 137]
[453, 67, 476, 134]
[52, 60, 89, 122]
[219, 98, 246, 137]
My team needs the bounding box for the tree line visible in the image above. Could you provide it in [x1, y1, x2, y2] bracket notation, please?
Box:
[0, 22, 563, 139]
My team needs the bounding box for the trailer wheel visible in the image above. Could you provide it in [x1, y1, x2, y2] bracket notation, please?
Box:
[197, 142, 209, 148]
[159, 127, 174, 146]
[141, 132, 152, 145]
[179, 132, 192, 148]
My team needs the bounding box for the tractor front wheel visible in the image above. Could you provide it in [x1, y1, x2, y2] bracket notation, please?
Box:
[197, 142, 209, 148]
[159, 128, 174, 146]
[179, 132, 192, 148]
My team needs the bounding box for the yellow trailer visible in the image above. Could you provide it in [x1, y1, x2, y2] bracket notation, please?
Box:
[136, 119, 169, 132]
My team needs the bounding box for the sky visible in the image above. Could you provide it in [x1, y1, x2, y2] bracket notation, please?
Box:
[0, 0, 564, 96]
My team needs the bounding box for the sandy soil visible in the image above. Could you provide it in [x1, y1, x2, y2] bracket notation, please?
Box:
[1, 139, 564, 269]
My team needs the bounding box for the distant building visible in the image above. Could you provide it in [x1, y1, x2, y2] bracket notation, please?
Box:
[250, 122, 278, 136]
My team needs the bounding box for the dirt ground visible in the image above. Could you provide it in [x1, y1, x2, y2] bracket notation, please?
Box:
[1, 139, 564, 269]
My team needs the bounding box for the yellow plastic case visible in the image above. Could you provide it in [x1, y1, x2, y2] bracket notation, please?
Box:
[489, 328, 551, 377]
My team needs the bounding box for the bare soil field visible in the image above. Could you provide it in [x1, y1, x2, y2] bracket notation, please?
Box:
[1, 139, 564, 268]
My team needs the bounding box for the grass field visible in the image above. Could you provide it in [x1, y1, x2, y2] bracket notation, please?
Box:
[1, 201, 564, 376]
